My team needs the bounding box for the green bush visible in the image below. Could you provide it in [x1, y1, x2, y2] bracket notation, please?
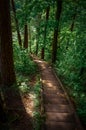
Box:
[13, 44, 37, 75]
[76, 95, 86, 124]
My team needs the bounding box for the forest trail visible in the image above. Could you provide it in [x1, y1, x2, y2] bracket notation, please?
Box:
[31, 54, 83, 130]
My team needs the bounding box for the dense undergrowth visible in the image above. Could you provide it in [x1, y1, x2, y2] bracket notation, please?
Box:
[16, 73, 43, 130]
[13, 44, 44, 130]
[13, 44, 37, 75]
[55, 64, 86, 125]
[54, 38, 86, 125]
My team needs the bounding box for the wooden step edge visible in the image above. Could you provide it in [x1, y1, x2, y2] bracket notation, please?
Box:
[44, 121, 76, 130]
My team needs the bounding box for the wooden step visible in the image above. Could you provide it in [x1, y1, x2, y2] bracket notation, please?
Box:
[43, 93, 66, 98]
[43, 90, 67, 99]
[43, 93, 68, 104]
[42, 90, 57, 94]
[44, 121, 76, 130]
[44, 96, 69, 104]
[43, 86, 57, 91]
[46, 112, 75, 122]
[44, 104, 72, 113]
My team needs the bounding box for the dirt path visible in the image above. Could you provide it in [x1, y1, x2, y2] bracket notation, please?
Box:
[31, 54, 84, 130]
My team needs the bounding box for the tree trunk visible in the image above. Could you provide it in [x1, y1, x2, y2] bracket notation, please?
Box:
[41, 47, 45, 59]
[70, 1, 78, 32]
[23, 24, 28, 49]
[36, 37, 39, 55]
[28, 26, 32, 53]
[41, 6, 50, 59]
[23, 0, 28, 49]
[66, 4, 77, 50]
[36, 27, 39, 55]
[0, 0, 16, 86]
[0, 93, 7, 123]
[52, 0, 62, 63]
[11, 0, 22, 47]
[70, 13, 76, 31]
[0, 19, 1, 84]
[0, 35, 6, 121]
[35, 14, 41, 55]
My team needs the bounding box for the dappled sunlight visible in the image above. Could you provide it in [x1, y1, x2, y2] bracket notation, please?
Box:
[21, 93, 36, 117]
[29, 93, 36, 99]
[42, 79, 57, 89]
[34, 59, 47, 69]
[2, 87, 34, 130]
[40, 64, 46, 69]
[34, 59, 43, 63]
[56, 92, 65, 97]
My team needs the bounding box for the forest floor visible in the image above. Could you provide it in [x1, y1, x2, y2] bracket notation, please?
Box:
[0, 74, 40, 130]
[0, 54, 84, 130]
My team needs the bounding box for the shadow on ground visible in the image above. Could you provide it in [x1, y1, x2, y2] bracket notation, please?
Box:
[0, 85, 33, 130]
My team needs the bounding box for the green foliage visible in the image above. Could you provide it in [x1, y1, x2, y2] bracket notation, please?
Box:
[33, 83, 41, 97]
[12, 65, 43, 129]
[18, 82, 30, 93]
[33, 82, 44, 130]
[33, 111, 44, 130]
[54, 0, 86, 125]
[13, 44, 37, 75]
[76, 94, 86, 124]
[12, 0, 86, 127]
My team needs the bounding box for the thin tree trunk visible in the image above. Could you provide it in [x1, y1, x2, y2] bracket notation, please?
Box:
[70, 1, 78, 32]
[35, 14, 41, 55]
[0, 0, 16, 86]
[52, 0, 62, 63]
[70, 13, 76, 31]
[36, 27, 39, 55]
[41, 6, 50, 59]
[28, 26, 32, 53]
[36, 37, 39, 55]
[11, 0, 22, 47]
[41, 47, 45, 59]
[66, 5, 77, 50]
[23, 24, 28, 49]
[23, 0, 28, 49]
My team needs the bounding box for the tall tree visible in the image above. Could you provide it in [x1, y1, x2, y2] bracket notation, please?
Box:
[29, 26, 32, 53]
[11, 0, 22, 47]
[66, 2, 78, 50]
[35, 14, 41, 55]
[24, 24, 28, 49]
[0, 0, 16, 86]
[70, 12, 77, 32]
[23, 0, 28, 49]
[0, 19, 1, 84]
[52, 0, 62, 63]
[41, 6, 50, 59]
[70, 1, 78, 32]
[0, 94, 7, 122]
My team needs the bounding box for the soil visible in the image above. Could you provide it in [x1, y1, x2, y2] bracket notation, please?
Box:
[0, 76, 36, 130]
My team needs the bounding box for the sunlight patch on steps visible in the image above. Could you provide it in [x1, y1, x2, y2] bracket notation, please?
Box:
[34, 59, 47, 69]
[34, 59, 42, 63]
[42, 79, 57, 89]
